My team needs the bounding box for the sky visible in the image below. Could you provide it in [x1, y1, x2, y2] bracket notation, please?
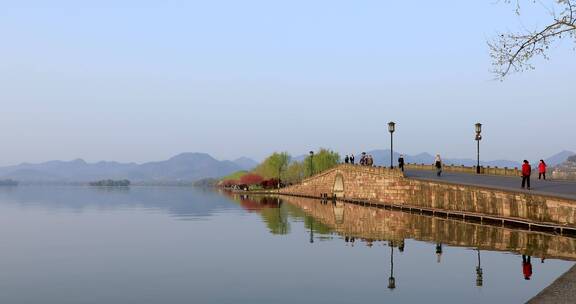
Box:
[0, 1, 574, 166]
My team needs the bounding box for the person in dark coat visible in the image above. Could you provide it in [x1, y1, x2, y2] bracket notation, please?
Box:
[538, 160, 547, 180]
[398, 155, 405, 172]
[434, 154, 443, 176]
[344, 155, 349, 164]
[521, 160, 532, 190]
[350, 154, 355, 165]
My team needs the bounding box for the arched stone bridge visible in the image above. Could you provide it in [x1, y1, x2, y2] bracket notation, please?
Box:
[278, 164, 576, 230]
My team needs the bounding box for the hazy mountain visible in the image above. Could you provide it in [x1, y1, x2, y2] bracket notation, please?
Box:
[291, 154, 308, 163]
[544, 150, 575, 166]
[232, 157, 259, 170]
[552, 154, 576, 180]
[0, 153, 243, 184]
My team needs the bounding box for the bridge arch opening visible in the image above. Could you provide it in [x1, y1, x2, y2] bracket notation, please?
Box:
[333, 174, 345, 198]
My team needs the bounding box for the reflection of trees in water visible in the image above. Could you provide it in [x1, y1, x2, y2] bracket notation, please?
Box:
[226, 193, 333, 236]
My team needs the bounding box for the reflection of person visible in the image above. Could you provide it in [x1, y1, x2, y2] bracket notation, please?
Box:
[436, 243, 443, 263]
[522, 255, 533, 280]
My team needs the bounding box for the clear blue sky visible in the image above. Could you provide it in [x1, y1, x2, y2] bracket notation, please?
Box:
[0, 1, 574, 166]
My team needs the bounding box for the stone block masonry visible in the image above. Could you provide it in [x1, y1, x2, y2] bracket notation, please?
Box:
[278, 164, 576, 228]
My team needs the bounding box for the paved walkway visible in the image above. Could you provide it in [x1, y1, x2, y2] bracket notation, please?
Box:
[527, 265, 576, 303]
[405, 170, 576, 200]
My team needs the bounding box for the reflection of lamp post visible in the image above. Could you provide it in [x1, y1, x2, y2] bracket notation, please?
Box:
[475, 123, 482, 174]
[309, 151, 315, 176]
[309, 220, 314, 244]
[476, 249, 483, 287]
[388, 122, 396, 169]
[388, 244, 396, 290]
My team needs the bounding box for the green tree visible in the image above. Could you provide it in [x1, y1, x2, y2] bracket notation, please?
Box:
[284, 161, 305, 184]
[254, 152, 291, 182]
[304, 148, 341, 177]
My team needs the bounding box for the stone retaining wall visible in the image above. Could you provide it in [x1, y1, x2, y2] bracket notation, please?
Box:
[278, 164, 576, 228]
[405, 163, 521, 176]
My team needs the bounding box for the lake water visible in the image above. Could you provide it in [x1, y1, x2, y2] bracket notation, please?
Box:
[0, 186, 573, 304]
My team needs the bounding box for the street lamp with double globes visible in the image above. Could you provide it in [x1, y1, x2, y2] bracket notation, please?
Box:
[388, 122, 396, 169]
[475, 123, 482, 174]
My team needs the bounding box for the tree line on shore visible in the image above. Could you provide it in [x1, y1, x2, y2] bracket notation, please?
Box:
[89, 179, 131, 187]
[220, 149, 340, 190]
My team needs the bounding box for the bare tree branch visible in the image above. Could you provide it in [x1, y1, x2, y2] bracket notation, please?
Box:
[490, 0, 576, 79]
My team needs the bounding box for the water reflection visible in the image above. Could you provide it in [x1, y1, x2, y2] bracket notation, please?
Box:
[0, 187, 572, 303]
[476, 249, 483, 287]
[225, 193, 576, 291]
[263, 194, 576, 262]
[0, 186, 239, 219]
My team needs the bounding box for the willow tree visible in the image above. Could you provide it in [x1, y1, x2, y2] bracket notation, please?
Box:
[304, 149, 340, 177]
[490, 0, 576, 78]
[254, 152, 291, 182]
[284, 161, 305, 184]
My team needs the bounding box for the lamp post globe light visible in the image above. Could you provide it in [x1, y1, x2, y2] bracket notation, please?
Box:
[475, 123, 482, 174]
[388, 122, 396, 169]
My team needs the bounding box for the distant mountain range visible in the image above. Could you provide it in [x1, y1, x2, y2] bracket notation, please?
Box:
[0, 153, 258, 184]
[1, 150, 572, 185]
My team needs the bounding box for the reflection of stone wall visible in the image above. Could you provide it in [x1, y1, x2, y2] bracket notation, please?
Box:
[278, 164, 576, 227]
[282, 196, 576, 261]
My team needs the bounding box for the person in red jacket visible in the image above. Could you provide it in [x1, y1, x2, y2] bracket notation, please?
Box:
[522, 255, 532, 280]
[521, 160, 531, 190]
[538, 160, 547, 180]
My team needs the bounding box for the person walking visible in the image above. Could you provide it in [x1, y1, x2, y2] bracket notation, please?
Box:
[398, 154, 405, 172]
[344, 155, 349, 164]
[521, 160, 532, 190]
[538, 160, 547, 180]
[350, 154, 355, 165]
[434, 154, 443, 177]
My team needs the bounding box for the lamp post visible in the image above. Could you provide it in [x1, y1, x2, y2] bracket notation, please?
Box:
[309, 217, 314, 244]
[475, 123, 482, 174]
[476, 249, 483, 287]
[388, 122, 396, 169]
[388, 242, 396, 290]
[309, 151, 315, 176]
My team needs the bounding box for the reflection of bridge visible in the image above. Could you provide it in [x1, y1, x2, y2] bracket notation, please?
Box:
[270, 165, 576, 303]
[277, 164, 576, 231]
[280, 195, 576, 261]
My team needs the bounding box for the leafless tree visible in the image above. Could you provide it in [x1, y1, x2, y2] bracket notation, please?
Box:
[489, 0, 576, 78]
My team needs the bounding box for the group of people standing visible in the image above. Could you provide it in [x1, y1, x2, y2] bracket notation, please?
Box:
[344, 153, 375, 166]
[521, 159, 548, 190]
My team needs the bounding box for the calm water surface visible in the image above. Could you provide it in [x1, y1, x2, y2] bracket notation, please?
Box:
[0, 186, 573, 304]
